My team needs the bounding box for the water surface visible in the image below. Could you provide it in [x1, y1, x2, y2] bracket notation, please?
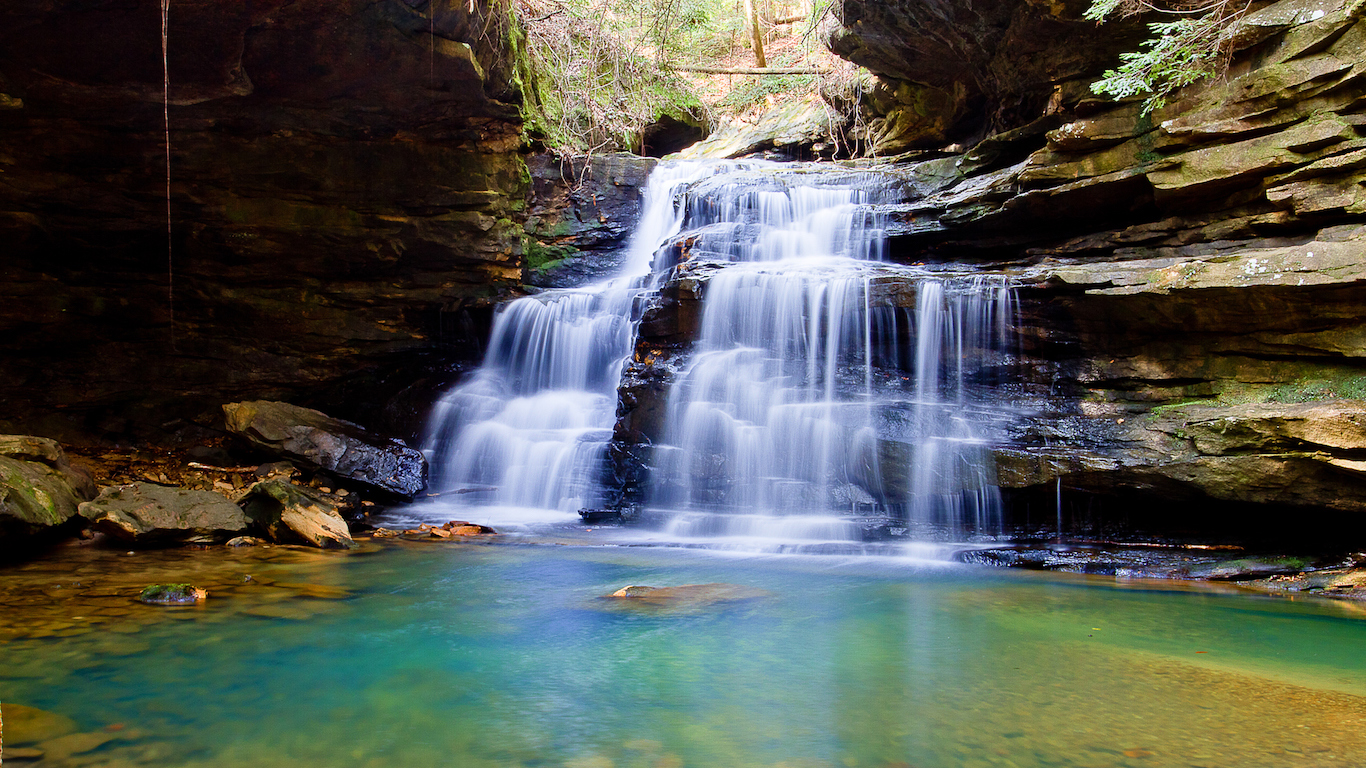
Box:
[3, 540, 1366, 768]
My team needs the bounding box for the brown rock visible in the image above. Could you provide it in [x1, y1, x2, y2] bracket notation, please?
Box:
[241, 478, 356, 549]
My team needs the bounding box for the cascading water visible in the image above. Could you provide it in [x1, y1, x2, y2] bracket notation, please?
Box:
[421, 162, 719, 516]
[417, 159, 1018, 547]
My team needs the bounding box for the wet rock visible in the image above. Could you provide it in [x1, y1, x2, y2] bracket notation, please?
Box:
[78, 483, 249, 542]
[397, 520, 497, 539]
[3, 703, 78, 745]
[138, 583, 208, 604]
[225, 536, 269, 547]
[241, 479, 356, 549]
[1248, 562, 1366, 599]
[0, 435, 96, 543]
[525, 153, 657, 289]
[223, 401, 426, 498]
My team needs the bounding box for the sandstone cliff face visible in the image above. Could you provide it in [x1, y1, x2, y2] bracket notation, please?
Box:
[0, 0, 529, 441]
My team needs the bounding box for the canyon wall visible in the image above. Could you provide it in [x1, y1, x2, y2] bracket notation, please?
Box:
[0, 0, 530, 442]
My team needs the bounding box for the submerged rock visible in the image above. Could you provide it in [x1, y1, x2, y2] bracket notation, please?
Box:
[223, 401, 426, 498]
[138, 583, 209, 604]
[605, 583, 772, 608]
[3, 703, 78, 745]
[241, 478, 356, 550]
[78, 483, 249, 542]
[36, 731, 117, 761]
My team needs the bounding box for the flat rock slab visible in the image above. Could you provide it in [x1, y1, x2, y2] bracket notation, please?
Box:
[78, 483, 248, 542]
[223, 400, 426, 498]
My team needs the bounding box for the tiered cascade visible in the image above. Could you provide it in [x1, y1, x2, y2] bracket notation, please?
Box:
[422, 160, 1016, 541]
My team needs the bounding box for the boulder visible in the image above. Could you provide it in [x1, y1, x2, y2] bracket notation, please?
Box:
[223, 401, 426, 498]
[0, 435, 96, 541]
[241, 478, 356, 550]
[78, 483, 249, 542]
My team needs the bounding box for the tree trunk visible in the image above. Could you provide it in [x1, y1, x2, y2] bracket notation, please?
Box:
[743, 0, 767, 68]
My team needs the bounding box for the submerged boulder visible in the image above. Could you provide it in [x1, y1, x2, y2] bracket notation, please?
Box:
[3, 703, 78, 745]
[605, 583, 773, 609]
[241, 478, 356, 550]
[78, 483, 249, 542]
[223, 401, 426, 498]
[0, 435, 96, 542]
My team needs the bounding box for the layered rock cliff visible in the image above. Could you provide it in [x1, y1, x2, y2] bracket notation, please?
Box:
[618, 0, 1366, 538]
[0, 0, 530, 442]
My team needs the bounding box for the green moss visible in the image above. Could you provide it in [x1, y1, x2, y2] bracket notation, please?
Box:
[525, 240, 579, 274]
[1216, 372, 1366, 406]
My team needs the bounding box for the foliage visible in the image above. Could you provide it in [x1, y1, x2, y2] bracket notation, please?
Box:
[516, 0, 709, 154]
[514, 0, 868, 156]
[1087, 0, 1251, 114]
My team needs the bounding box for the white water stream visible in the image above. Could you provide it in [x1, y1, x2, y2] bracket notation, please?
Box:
[417, 160, 1017, 547]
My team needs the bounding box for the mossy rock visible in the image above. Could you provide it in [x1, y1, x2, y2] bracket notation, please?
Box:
[139, 583, 208, 604]
[0, 453, 87, 537]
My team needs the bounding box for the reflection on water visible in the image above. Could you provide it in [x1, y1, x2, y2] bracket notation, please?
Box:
[3, 541, 1366, 768]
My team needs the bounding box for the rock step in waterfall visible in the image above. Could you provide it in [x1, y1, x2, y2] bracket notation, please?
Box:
[421, 160, 1019, 543]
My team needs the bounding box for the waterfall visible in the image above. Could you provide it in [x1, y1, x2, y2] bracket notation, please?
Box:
[419, 159, 1016, 542]
[421, 162, 720, 511]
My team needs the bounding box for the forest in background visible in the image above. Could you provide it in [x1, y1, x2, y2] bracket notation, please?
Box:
[513, 0, 868, 154]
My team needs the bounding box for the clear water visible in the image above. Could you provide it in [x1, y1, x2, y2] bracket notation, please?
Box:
[5, 540, 1366, 768]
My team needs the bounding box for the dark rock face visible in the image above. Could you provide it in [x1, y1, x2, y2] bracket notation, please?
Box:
[524, 153, 657, 288]
[828, 0, 1147, 148]
[78, 482, 248, 542]
[223, 400, 427, 498]
[0, 0, 529, 442]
